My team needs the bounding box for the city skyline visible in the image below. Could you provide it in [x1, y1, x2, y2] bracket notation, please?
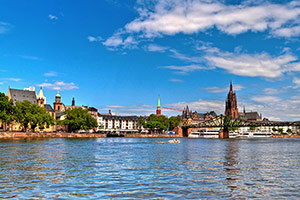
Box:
[1, 0, 300, 121]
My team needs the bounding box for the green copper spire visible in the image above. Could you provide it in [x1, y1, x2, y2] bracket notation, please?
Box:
[157, 95, 161, 107]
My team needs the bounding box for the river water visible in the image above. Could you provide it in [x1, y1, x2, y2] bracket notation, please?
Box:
[0, 138, 299, 199]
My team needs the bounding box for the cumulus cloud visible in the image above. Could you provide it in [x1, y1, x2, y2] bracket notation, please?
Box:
[206, 51, 299, 78]
[170, 44, 300, 78]
[252, 95, 281, 103]
[102, 35, 138, 49]
[292, 77, 300, 88]
[263, 88, 281, 95]
[38, 81, 79, 90]
[168, 96, 300, 121]
[48, 14, 58, 20]
[169, 99, 224, 114]
[103, 0, 300, 47]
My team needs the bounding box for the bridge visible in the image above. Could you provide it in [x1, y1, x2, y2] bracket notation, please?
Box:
[181, 115, 300, 138]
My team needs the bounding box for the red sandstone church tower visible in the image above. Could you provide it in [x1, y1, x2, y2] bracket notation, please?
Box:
[156, 96, 161, 116]
[225, 81, 239, 119]
[53, 91, 63, 111]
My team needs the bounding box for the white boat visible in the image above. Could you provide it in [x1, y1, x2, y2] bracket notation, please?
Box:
[188, 129, 238, 139]
[237, 131, 272, 138]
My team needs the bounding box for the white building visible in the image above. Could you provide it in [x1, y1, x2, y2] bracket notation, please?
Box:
[97, 112, 139, 133]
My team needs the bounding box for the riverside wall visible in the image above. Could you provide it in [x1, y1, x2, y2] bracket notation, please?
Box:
[0, 132, 182, 139]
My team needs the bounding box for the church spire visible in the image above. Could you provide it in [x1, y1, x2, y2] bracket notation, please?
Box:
[230, 80, 233, 91]
[156, 95, 161, 116]
[157, 95, 161, 107]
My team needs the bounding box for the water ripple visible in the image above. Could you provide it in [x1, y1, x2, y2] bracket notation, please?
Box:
[0, 138, 299, 199]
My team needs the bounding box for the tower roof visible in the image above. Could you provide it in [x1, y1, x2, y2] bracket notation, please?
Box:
[56, 91, 61, 97]
[37, 87, 45, 99]
[230, 80, 233, 91]
[157, 95, 161, 107]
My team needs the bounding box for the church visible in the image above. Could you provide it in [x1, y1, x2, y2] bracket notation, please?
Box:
[225, 81, 263, 121]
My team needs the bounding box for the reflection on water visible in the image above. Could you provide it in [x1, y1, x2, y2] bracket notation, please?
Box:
[0, 138, 299, 199]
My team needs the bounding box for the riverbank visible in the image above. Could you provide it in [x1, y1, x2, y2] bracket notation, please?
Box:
[272, 135, 300, 138]
[0, 132, 182, 139]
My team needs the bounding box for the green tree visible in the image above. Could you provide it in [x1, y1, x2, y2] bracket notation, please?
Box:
[169, 116, 181, 130]
[278, 128, 284, 134]
[30, 104, 55, 131]
[59, 107, 97, 132]
[15, 100, 54, 131]
[287, 128, 293, 134]
[15, 100, 34, 131]
[137, 117, 145, 128]
[144, 114, 181, 133]
[0, 92, 15, 130]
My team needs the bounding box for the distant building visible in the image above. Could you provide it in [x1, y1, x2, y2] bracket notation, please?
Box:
[239, 107, 262, 121]
[225, 81, 239, 119]
[7, 88, 37, 105]
[98, 110, 139, 133]
[182, 105, 217, 125]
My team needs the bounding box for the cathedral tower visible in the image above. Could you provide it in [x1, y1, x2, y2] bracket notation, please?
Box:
[225, 81, 239, 119]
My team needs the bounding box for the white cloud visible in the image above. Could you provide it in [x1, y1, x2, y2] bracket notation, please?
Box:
[101, 104, 156, 116]
[1, 78, 22, 82]
[169, 49, 205, 63]
[38, 81, 79, 91]
[44, 71, 57, 77]
[292, 77, 300, 88]
[161, 64, 210, 75]
[169, 78, 183, 82]
[169, 99, 224, 114]
[87, 36, 103, 42]
[146, 44, 169, 52]
[241, 96, 300, 121]
[48, 14, 58, 20]
[0, 22, 10, 34]
[252, 95, 281, 103]
[102, 35, 138, 49]
[104, 0, 300, 48]
[205, 84, 244, 93]
[263, 88, 281, 95]
[206, 51, 299, 78]
[20, 55, 39, 60]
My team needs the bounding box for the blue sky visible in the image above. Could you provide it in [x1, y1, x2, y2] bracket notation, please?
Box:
[1, 0, 300, 121]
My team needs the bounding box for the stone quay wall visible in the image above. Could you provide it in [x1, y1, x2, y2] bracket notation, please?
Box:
[0, 132, 182, 139]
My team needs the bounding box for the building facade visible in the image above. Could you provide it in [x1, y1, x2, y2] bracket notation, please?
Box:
[182, 105, 217, 125]
[97, 111, 139, 133]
